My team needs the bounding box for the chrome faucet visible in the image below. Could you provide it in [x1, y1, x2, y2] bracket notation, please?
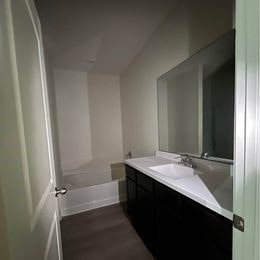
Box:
[175, 154, 197, 168]
[201, 152, 209, 159]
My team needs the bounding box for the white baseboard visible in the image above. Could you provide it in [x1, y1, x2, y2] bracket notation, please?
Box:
[61, 194, 126, 217]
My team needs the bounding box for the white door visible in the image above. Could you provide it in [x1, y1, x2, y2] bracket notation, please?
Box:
[0, 0, 64, 259]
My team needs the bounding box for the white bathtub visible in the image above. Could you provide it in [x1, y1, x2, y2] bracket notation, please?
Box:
[59, 162, 126, 216]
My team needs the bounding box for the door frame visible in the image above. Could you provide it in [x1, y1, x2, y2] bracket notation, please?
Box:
[233, 0, 260, 259]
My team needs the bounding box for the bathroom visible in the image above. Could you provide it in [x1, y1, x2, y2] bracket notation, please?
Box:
[37, 0, 234, 211]
[37, 0, 234, 258]
[1, 0, 255, 259]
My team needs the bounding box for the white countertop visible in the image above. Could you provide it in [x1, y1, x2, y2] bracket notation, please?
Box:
[125, 153, 233, 220]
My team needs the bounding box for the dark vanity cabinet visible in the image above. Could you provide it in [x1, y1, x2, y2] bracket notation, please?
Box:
[125, 166, 137, 224]
[126, 165, 155, 253]
[126, 165, 232, 260]
[154, 182, 183, 259]
[182, 198, 232, 260]
[136, 173, 154, 252]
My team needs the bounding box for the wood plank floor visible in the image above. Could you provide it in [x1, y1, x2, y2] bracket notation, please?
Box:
[61, 203, 154, 260]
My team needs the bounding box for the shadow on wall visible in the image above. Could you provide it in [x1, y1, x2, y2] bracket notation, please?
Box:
[111, 162, 126, 181]
[113, 163, 127, 206]
[110, 163, 126, 202]
[111, 163, 126, 208]
[187, 1, 233, 56]
[44, 47, 63, 186]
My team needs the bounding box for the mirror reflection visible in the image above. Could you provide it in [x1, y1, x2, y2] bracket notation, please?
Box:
[158, 30, 235, 161]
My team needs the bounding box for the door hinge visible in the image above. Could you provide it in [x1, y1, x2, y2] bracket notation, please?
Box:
[233, 214, 244, 232]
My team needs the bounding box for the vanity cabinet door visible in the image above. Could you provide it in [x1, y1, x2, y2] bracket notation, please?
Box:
[155, 201, 183, 260]
[155, 181, 181, 214]
[126, 177, 137, 224]
[204, 209, 232, 255]
[203, 209, 232, 260]
[182, 197, 232, 260]
[136, 186, 154, 253]
[203, 240, 232, 260]
[154, 182, 183, 259]
[182, 198, 205, 259]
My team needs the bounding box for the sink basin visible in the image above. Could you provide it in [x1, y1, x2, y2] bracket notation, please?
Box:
[149, 163, 198, 180]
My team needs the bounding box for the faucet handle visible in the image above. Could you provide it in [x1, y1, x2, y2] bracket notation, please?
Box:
[201, 152, 209, 159]
[174, 154, 190, 165]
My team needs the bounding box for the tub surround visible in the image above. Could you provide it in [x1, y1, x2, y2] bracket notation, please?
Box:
[60, 162, 126, 216]
[63, 163, 125, 190]
[60, 180, 126, 216]
[125, 151, 233, 220]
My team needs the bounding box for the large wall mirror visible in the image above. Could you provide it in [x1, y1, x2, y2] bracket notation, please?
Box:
[158, 30, 235, 161]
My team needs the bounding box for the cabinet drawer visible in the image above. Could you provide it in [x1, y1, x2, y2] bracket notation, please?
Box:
[155, 182, 181, 214]
[125, 165, 136, 182]
[137, 172, 153, 193]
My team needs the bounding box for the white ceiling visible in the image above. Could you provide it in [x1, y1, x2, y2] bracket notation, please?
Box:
[35, 0, 176, 73]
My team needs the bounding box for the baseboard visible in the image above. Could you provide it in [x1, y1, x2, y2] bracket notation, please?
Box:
[61, 194, 127, 217]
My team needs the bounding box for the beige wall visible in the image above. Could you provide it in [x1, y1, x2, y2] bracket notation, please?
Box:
[44, 48, 63, 185]
[54, 69, 92, 171]
[53, 70, 124, 172]
[88, 73, 124, 163]
[120, 0, 233, 158]
[0, 184, 10, 260]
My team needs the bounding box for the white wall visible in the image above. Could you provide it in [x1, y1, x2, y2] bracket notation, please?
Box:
[54, 69, 92, 171]
[87, 73, 124, 163]
[54, 70, 124, 172]
[120, 0, 233, 158]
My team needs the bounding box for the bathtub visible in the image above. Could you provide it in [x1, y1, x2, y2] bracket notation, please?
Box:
[59, 162, 126, 216]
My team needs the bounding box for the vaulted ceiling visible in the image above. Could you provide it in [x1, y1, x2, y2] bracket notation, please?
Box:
[35, 0, 176, 73]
